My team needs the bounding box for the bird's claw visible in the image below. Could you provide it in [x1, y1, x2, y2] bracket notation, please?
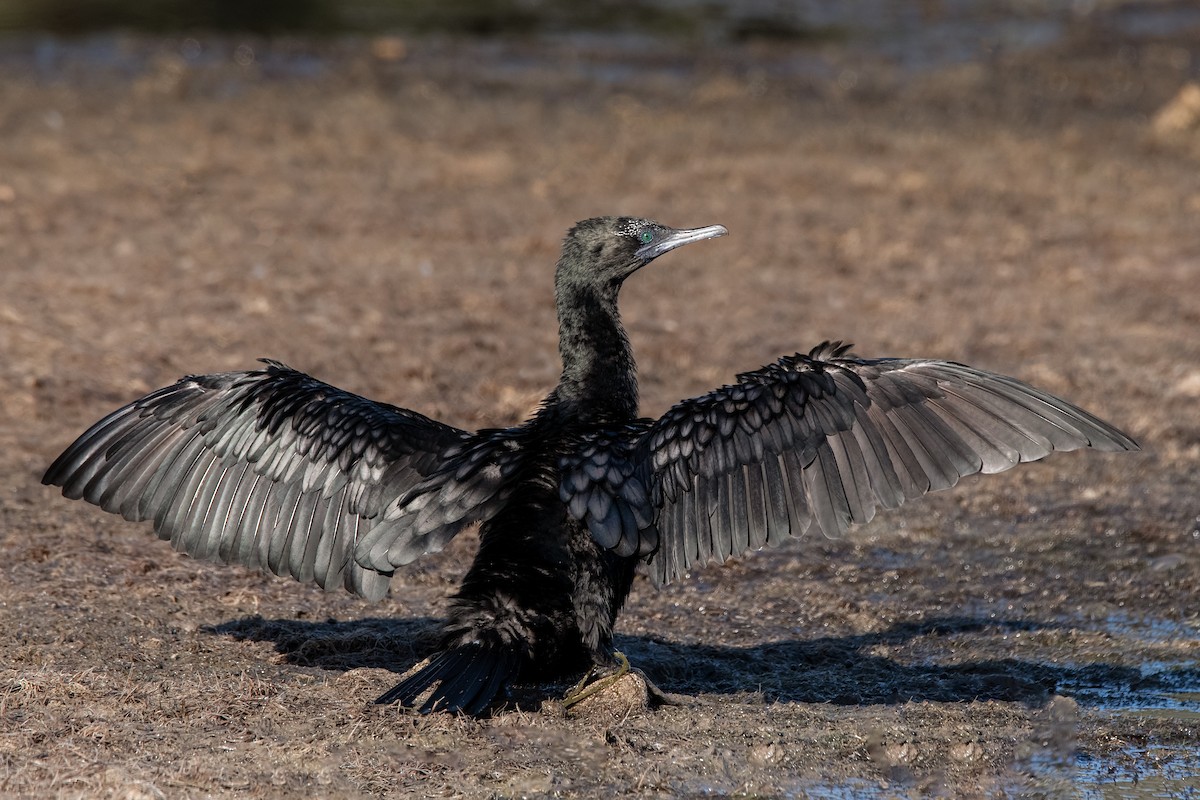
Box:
[562, 650, 631, 708]
[561, 651, 699, 710]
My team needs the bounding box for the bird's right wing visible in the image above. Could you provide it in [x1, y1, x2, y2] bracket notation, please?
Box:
[43, 361, 525, 600]
[565, 343, 1137, 586]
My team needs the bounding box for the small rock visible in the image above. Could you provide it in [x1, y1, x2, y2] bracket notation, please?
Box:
[1152, 82, 1200, 137]
[949, 741, 984, 763]
[883, 741, 918, 765]
[565, 671, 650, 721]
[749, 741, 784, 767]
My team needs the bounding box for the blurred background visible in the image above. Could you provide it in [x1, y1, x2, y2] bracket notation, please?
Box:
[3, 0, 1200, 69]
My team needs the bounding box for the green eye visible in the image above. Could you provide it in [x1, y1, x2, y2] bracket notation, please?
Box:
[639, 231, 654, 244]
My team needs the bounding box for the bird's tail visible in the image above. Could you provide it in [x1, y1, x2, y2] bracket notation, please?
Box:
[375, 641, 522, 715]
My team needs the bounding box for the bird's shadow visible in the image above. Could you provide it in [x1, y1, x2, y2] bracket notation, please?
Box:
[207, 614, 1138, 707]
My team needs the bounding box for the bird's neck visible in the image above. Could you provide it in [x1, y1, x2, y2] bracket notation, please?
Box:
[554, 281, 639, 422]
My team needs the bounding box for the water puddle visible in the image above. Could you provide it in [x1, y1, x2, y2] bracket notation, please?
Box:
[781, 612, 1200, 798]
[1071, 748, 1200, 799]
[1065, 681, 1200, 798]
[1029, 613, 1200, 798]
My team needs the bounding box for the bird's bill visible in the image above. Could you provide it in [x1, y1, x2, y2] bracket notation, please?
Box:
[637, 224, 728, 261]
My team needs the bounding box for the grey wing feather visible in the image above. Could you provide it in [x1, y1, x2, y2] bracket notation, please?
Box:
[564, 342, 1138, 586]
[43, 361, 519, 599]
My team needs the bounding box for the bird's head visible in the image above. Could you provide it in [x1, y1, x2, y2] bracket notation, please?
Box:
[556, 216, 727, 294]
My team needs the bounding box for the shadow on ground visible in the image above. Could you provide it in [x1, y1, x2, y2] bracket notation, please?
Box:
[210, 615, 1141, 708]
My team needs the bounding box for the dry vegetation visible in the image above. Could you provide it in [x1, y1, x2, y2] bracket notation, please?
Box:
[2, 29, 1198, 798]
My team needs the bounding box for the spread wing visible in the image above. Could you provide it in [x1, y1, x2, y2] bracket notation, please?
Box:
[562, 342, 1139, 586]
[43, 361, 524, 600]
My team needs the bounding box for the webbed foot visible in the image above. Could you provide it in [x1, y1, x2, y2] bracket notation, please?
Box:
[561, 651, 701, 714]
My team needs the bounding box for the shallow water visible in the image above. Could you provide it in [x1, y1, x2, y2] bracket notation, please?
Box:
[1056, 749, 1200, 800]
[799, 610, 1200, 797]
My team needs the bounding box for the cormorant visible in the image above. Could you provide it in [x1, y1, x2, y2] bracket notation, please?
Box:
[43, 216, 1138, 715]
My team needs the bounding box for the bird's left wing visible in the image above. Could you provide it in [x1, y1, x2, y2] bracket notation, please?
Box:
[43, 361, 523, 600]
[562, 342, 1138, 586]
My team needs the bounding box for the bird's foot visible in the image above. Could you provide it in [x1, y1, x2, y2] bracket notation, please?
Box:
[561, 651, 699, 713]
[563, 650, 631, 709]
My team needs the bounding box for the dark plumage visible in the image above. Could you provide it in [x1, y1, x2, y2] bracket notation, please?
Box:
[43, 216, 1138, 715]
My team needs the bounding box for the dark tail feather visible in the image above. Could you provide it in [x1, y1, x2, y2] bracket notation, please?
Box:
[375, 642, 521, 716]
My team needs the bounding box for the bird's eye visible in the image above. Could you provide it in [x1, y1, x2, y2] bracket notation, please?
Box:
[639, 231, 654, 244]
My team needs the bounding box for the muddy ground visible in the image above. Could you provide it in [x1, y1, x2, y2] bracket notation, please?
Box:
[1, 24, 1199, 799]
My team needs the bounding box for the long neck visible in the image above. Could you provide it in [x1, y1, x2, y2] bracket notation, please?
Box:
[554, 280, 639, 422]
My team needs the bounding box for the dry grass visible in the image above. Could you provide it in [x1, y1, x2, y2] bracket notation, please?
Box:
[2, 30, 1198, 798]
